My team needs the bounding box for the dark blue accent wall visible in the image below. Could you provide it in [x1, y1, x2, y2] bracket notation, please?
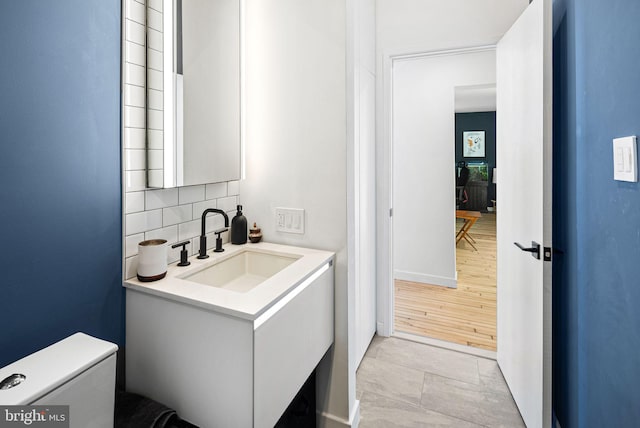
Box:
[0, 1, 123, 367]
[455, 112, 497, 206]
[553, 0, 640, 426]
[552, 0, 579, 425]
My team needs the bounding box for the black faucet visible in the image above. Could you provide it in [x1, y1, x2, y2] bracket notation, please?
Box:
[198, 209, 230, 259]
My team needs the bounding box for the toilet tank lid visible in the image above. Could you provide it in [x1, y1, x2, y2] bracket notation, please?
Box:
[0, 332, 118, 405]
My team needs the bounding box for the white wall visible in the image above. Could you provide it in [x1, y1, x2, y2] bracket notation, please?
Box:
[392, 49, 496, 287]
[242, 0, 358, 425]
[375, 0, 528, 333]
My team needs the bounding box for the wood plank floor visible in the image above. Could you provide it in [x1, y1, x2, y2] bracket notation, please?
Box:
[395, 213, 497, 351]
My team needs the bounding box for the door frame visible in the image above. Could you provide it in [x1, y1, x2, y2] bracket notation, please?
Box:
[375, 44, 497, 338]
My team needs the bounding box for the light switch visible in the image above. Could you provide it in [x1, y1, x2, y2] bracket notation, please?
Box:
[275, 207, 305, 234]
[615, 147, 624, 172]
[613, 136, 637, 182]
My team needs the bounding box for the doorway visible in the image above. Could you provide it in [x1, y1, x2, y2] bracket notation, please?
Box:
[396, 85, 498, 352]
[377, 1, 553, 426]
[388, 48, 498, 354]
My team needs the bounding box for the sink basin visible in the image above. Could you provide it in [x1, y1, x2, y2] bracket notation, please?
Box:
[181, 250, 301, 293]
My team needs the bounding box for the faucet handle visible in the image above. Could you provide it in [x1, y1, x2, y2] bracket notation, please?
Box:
[213, 229, 228, 253]
[171, 240, 191, 266]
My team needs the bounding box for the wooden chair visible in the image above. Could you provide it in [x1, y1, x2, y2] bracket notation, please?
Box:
[456, 210, 482, 251]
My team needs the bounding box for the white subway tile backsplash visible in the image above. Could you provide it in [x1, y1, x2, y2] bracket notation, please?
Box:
[147, 8, 163, 32]
[178, 220, 201, 242]
[125, 233, 144, 257]
[205, 182, 227, 200]
[126, 19, 145, 46]
[148, 130, 163, 150]
[148, 89, 163, 111]
[148, 109, 163, 131]
[148, 170, 164, 189]
[127, 0, 145, 25]
[125, 63, 145, 87]
[124, 84, 145, 107]
[217, 196, 238, 213]
[125, 170, 146, 192]
[124, 128, 145, 150]
[125, 149, 146, 171]
[125, 41, 145, 67]
[148, 28, 163, 52]
[205, 213, 226, 234]
[148, 68, 163, 91]
[148, 0, 163, 13]
[145, 188, 178, 210]
[125, 191, 145, 214]
[192, 200, 216, 220]
[145, 225, 178, 244]
[123, 182, 242, 277]
[168, 246, 181, 264]
[125, 256, 139, 280]
[227, 180, 240, 196]
[163, 205, 193, 226]
[126, 209, 162, 235]
[179, 185, 205, 204]
[148, 149, 163, 170]
[124, 106, 145, 129]
[147, 49, 163, 72]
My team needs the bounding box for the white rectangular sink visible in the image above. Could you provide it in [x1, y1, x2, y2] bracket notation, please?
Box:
[181, 250, 300, 293]
[124, 242, 334, 320]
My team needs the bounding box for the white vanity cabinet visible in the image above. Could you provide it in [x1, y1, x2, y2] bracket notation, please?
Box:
[125, 246, 334, 428]
[253, 264, 333, 427]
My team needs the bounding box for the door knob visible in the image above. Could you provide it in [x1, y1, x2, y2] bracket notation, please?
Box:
[514, 241, 540, 259]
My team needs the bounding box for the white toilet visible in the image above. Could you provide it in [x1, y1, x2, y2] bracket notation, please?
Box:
[0, 332, 118, 428]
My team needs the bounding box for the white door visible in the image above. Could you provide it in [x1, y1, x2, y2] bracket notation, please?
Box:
[354, 69, 377, 367]
[496, 0, 552, 427]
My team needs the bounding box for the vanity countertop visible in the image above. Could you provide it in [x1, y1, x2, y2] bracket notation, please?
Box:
[123, 242, 334, 321]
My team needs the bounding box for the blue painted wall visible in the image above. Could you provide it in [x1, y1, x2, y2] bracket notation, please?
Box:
[0, 1, 123, 367]
[553, 0, 579, 425]
[553, 0, 640, 426]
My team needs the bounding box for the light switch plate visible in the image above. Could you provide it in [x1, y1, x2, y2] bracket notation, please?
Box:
[275, 207, 305, 234]
[613, 136, 637, 182]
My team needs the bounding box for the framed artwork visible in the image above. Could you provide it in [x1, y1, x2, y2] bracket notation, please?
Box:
[463, 131, 486, 158]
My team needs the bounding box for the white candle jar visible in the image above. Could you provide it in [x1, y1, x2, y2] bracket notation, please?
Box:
[137, 239, 168, 282]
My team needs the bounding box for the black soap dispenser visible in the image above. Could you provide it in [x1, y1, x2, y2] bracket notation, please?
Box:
[231, 205, 248, 244]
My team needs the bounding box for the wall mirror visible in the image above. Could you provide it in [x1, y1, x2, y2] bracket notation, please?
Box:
[146, 0, 242, 188]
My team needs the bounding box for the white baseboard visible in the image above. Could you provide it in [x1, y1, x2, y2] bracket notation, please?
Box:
[317, 399, 360, 428]
[394, 270, 457, 288]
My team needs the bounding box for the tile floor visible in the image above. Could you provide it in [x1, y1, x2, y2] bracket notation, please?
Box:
[356, 336, 525, 427]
